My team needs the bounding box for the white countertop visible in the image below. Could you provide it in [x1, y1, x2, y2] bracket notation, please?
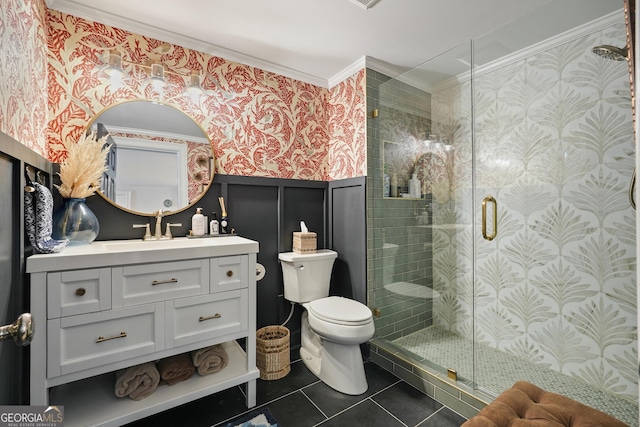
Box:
[27, 236, 259, 273]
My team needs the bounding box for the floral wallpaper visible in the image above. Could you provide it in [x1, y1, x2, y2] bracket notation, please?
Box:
[0, 0, 48, 155]
[45, 10, 365, 181]
[431, 20, 637, 400]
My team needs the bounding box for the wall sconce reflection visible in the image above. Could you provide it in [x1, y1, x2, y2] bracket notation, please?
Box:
[422, 134, 454, 153]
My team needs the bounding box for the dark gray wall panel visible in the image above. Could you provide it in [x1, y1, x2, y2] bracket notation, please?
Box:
[282, 186, 326, 251]
[225, 183, 279, 328]
[328, 178, 367, 304]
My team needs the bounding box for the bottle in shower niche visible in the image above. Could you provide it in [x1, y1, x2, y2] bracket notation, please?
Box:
[383, 167, 390, 197]
[209, 212, 219, 235]
[409, 173, 421, 198]
[390, 173, 398, 197]
[420, 206, 429, 225]
[191, 207, 206, 236]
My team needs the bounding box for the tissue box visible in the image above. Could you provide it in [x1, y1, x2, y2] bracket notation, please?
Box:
[293, 232, 317, 254]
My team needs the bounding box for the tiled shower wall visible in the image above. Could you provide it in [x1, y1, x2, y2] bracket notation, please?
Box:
[431, 16, 638, 400]
[366, 69, 435, 340]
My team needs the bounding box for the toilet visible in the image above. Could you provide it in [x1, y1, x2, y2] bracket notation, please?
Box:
[278, 249, 375, 395]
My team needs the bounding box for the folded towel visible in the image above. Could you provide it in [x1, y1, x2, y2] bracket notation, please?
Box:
[191, 344, 228, 375]
[115, 362, 160, 400]
[24, 182, 68, 253]
[157, 353, 195, 385]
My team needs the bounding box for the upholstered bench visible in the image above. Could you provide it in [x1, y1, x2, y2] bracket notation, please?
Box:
[462, 381, 629, 427]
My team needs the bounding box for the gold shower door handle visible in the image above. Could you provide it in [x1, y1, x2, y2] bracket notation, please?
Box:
[482, 196, 497, 241]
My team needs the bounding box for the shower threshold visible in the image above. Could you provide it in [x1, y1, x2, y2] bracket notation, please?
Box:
[389, 325, 638, 427]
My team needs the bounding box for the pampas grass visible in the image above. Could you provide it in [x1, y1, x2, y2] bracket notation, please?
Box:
[55, 131, 112, 199]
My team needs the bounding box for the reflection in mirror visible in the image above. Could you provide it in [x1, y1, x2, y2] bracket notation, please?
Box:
[89, 100, 213, 216]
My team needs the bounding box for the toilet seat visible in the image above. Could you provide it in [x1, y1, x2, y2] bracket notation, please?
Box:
[307, 296, 372, 326]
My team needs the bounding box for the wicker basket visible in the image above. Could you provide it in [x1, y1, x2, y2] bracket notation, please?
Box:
[256, 326, 291, 380]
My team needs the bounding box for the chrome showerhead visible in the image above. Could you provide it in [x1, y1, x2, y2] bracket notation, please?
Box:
[592, 45, 628, 61]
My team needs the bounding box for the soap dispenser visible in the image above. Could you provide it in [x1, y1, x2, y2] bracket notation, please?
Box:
[192, 207, 206, 236]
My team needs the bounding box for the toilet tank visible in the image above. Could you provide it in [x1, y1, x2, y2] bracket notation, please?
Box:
[278, 249, 337, 303]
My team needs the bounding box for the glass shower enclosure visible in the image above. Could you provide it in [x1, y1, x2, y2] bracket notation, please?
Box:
[367, 1, 637, 425]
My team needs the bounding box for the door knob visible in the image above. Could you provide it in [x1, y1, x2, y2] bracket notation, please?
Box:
[0, 313, 34, 346]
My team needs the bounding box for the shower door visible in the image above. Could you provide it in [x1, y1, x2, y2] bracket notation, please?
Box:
[466, 6, 638, 423]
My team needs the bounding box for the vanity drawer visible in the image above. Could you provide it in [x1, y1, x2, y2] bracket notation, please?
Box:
[166, 289, 248, 347]
[47, 303, 163, 377]
[210, 255, 248, 293]
[47, 268, 111, 318]
[112, 259, 209, 307]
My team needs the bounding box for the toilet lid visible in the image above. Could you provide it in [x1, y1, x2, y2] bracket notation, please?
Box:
[308, 296, 372, 325]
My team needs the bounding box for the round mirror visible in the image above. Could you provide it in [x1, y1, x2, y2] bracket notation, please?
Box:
[88, 100, 213, 216]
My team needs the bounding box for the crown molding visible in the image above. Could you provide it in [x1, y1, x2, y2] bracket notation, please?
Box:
[328, 56, 367, 89]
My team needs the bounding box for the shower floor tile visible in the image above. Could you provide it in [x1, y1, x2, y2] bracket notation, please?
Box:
[393, 325, 638, 427]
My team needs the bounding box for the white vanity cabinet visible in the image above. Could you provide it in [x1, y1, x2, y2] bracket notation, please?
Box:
[27, 237, 260, 427]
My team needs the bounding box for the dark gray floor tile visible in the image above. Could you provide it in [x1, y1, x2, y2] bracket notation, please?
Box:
[257, 359, 320, 405]
[418, 407, 467, 427]
[372, 381, 443, 426]
[266, 390, 327, 427]
[302, 362, 400, 417]
[317, 399, 405, 427]
[364, 362, 405, 393]
[302, 381, 364, 419]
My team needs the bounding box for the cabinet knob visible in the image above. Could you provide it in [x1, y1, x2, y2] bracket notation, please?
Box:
[226, 270, 233, 277]
[75, 288, 86, 296]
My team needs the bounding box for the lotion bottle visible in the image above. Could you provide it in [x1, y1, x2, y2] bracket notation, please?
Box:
[209, 212, 219, 235]
[192, 207, 206, 236]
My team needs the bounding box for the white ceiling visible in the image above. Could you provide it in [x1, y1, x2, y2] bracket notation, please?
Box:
[45, 0, 622, 88]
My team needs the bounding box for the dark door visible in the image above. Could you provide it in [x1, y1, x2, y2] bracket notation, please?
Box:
[0, 152, 23, 404]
